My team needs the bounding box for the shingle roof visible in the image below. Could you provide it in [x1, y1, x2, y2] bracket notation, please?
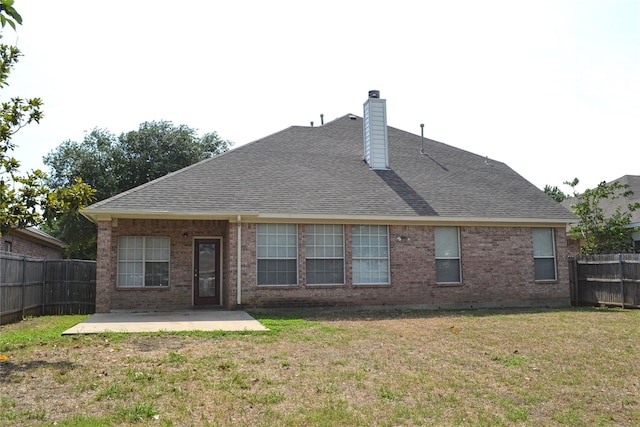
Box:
[562, 175, 640, 225]
[11, 227, 68, 248]
[83, 114, 574, 222]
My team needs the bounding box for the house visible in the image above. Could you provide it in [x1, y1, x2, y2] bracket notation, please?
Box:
[82, 91, 576, 312]
[2, 227, 67, 259]
[562, 175, 640, 254]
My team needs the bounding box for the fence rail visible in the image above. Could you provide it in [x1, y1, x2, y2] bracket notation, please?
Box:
[569, 254, 640, 308]
[0, 252, 96, 325]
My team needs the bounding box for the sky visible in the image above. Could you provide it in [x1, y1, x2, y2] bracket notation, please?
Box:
[3, 0, 639, 194]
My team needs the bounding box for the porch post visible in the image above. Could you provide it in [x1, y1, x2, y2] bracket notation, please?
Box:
[95, 219, 113, 312]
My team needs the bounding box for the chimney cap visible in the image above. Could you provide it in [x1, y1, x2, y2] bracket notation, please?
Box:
[368, 90, 380, 99]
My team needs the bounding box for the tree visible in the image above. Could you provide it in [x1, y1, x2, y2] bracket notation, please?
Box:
[44, 121, 232, 258]
[0, 0, 20, 29]
[568, 180, 640, 255]
[0, 2, 94, 238]
[114, 121, 231, 191]
[544, 178, 579, 203]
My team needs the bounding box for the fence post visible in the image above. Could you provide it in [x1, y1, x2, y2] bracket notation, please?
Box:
[618, 253, 625, 309]
[65, 260, 70, 314]
[0, 255, 3, 325]
[569, 257, 578, 306]
[42, 260, 47, 315]
[21, 256, 27, 319]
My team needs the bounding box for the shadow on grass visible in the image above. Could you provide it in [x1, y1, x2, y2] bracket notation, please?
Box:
[249, 306, 629, 323]
[0, 360, 76, 383]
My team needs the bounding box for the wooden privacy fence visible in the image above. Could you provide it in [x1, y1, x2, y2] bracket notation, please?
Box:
[569, 254, 640, 308]
[0, 252, 96, 325]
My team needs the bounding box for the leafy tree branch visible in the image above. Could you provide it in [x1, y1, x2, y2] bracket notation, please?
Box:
[0, 4, 95, 238]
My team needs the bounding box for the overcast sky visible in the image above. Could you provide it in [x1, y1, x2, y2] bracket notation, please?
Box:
[4, 0, 639, 193]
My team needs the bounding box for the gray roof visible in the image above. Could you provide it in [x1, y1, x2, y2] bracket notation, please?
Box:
[84, 115, 574, 222]
[11, 227, 68, 248]
[562, 175, 640, 225]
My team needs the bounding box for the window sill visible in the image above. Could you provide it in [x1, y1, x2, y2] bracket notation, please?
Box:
[305, 283, 345, 288]
[435, 282, 464, 287]
[117, 286, 170, 290]
[535, 280, 559, 284]
[353, 283, 392, 288]
[256, 284, 301, 290]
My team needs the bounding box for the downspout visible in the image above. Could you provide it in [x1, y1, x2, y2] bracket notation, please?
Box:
[237, 215, 242, 306]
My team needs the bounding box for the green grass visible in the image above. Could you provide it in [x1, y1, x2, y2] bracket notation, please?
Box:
[0, 308, 639, 426]
[0, 315, 90, 352]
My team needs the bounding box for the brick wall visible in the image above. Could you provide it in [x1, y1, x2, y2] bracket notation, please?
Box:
[3, 231, 63, 259]
[96, 219, 229, 312]
[238, 224, 570, 309]
[96, 219, 570, 312]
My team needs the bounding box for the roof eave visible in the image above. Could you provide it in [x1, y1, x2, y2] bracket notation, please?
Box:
[81, 208, 574, 227]
[10, 228, 68, 249]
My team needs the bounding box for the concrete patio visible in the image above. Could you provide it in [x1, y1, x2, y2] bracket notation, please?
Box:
[62, 310, 269, 334]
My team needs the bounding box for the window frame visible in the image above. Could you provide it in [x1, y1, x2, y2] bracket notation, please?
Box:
[533, 227, 557, 282]
[435, 226, 462, 284]
[117, 236, 170, 288]
[305, 224, 345, 285]
[352, 225, 390, 285]
[257, 223, 298, 286]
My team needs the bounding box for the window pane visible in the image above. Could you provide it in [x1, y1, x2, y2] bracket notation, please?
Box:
[353, 259, 388, 284]
[436, 259, 461, 283]
[352, 225, 389, 285]
[533, 228, 556, 281]
[119, 236, 143, 261]
[306, 225, 344, 284]
[535, 258, 556, 281]
[435, 227, 459, 257]
[257, 259, 297, 285]
[533, 228, 554, 257]
[257, 224, 297, 260]
[257, 223, 298, 286]
[145, 262, 169, 286]
[307, 259, 344, 284]
[145, 237, 169, 261]
[117, 236, 169, 287]
[118, 261, 143, 287]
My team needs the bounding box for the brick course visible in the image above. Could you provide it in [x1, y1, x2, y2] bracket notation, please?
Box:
[95, 220, 570, 312]
[3, 230, 63, 259]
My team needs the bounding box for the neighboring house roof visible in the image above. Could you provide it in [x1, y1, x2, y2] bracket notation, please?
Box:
[10, 227, 68, 249]
[83, 114, 574, 224]
[602, 175, 640, 226]
[561, 175, 640, 226]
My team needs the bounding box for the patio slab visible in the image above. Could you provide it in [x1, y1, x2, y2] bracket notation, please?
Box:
[62, 310, 269, 334]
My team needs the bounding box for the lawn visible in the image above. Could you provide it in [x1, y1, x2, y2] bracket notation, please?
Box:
[0, 307, 638, 426]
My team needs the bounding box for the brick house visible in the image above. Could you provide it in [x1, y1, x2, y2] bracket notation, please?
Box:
[83, 91, 575, 312]
[2, 227, 67, 259]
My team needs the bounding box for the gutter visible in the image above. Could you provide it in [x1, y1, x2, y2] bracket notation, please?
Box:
[237, 215, 242, 306]
[80, 208, 574, 227]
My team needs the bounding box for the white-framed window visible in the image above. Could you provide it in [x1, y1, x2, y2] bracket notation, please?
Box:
[352, 225, 389, 284]
[3, 241, 11, 252]
[117, 236, 170, 287]
[435, 226, 461, 284]
[257, 224, 298, 285]
[533, 228, 557, 281]
[306, 224, 344, 285]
